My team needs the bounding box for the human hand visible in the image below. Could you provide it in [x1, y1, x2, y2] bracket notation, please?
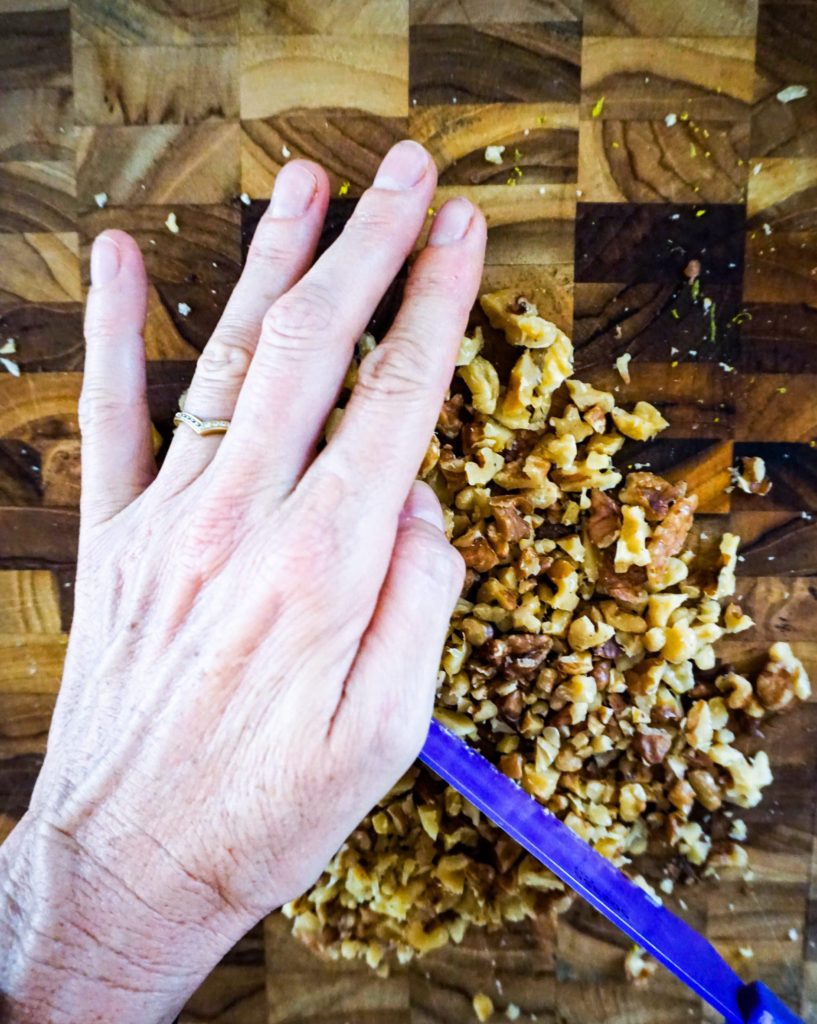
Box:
[0, 140, 486, 1023]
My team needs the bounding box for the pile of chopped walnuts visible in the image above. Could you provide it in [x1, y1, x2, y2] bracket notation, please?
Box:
[284, 290, 811, 972]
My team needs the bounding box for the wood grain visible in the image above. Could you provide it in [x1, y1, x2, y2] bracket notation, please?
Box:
[0, 631, 67, 690]
[0, 232, 80, 303]
[410, 103, 578, 186]
[731, 442, 817, 512]
[0, 161, 77, 234]
[738, 302, 817, 375]
[580, 37, 755, 120]
[71, 0, 239, 46]
[572, 279, 743, 370]
[1, 6, 817, 1022]
[241, 111, 406, 198]
[733, 373, 817, 442]
[574, 202, 745, 283]
[0, 300, 84, 372]
[583, 0, 759, 38]
[0, 88, 76, 163]
[79, 204, 241, 351]
[242, 0, 408, 35]
[0, 9, 71, 89]
[0, 372, 80, 441]
[180, 923, 266, 1024]
[0, 692, 56, 760]
[613, 438, 734, 515]
[240, 35, 408, 119]
[73, 43, 240, 125]
[752, 3, 817, 159]
[578, 118, 749, 204]
[410, 0, 582, 24]
[0, 569, 61, 633]
[0, 507, 78, 569]
[730, 510, 817, 575]
[76, 123, 241, 209]
[582, 361, 734, 440]
[744, 157, 817, 307]
[410, 23, 581, 106]
[424, 183, 576, 264]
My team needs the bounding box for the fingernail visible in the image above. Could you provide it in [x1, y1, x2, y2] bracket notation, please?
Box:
[373, 139, 429, 191]
[429, 197, 474, 245]
[402, 484, 445, 531]
[271, 162, 317, 218]
[90, 235, 120, 287]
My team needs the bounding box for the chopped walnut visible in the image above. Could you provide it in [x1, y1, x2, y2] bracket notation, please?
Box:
[457, 327, 484, 367]
[632, 730, 672, 765]
[756, 642, 811, 711]
[731, 455, 771, 496]
[619, 472, 685, 522]
[612, 402, 669, 441]
[289, 288, 811, 976]
[473, 993, 494, 1022]
[615, 505, 651, 572]
[459, 356, 500, 415]
[587, 489, 621, 549]
[646, 494, 698, 585]
[419, 433, 440, 478]
[438, 393, 465, 439]
[453, 525, 500, 571]
[481, 289, 570, 349]
[684, 259, 701, 283]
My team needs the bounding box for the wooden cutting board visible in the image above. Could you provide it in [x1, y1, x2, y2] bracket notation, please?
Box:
[1, 1, 817, 1021]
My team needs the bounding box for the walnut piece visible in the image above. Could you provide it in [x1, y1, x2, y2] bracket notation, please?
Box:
[646, 494, 698, 585]
[756, 642, 811, 711]
[288, 287, 811, 979]
[587, 489, 621, 548]
[731, 455, 772, 496]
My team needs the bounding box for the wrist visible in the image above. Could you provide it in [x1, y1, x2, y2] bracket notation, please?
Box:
[0, 810, 240, 1024]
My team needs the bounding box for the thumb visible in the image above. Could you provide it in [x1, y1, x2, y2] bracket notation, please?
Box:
[330, 481, 464, 783]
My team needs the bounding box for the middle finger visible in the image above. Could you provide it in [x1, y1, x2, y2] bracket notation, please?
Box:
[212, 140, 437, 497]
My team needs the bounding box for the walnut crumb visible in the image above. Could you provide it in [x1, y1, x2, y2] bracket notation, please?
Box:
[731, 456, 771, 496]
[473, 993, 494, 1021]
[284, 287, 811, 980]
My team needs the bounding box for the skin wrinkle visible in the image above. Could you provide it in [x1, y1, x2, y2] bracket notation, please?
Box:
[0, 144, 486, 1022]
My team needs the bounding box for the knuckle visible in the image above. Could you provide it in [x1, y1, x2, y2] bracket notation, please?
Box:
[406, 265, 463, 305]
[354, 338, 429, 404]
[194, 333, 254, 390]
[417, 532, 465, 594]
[260, 285, 335, 353]
[343, 200, 403, 255]
[246, 217, 299, 274]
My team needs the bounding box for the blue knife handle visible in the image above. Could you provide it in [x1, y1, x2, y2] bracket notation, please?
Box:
[420, 721, 806, 1024]
[739, 982, 805, 1024]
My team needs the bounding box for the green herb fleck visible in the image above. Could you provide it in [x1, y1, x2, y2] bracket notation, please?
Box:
[592, 96, 605, 118]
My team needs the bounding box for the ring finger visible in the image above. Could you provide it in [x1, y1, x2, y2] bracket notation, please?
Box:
[160, 159, 330, 488]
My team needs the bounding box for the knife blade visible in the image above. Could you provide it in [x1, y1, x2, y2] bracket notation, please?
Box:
[419, 720, 803, 1024]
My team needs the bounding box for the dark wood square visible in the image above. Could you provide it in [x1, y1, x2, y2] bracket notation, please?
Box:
[574, 201, 746, 283]
[409, 23, 581, 105]
[0, 10, 71, 90]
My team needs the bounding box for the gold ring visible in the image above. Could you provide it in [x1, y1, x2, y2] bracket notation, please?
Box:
[173, 410, 231, 436]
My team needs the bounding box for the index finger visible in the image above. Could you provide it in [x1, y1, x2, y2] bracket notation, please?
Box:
[314, 196, 486, 521]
